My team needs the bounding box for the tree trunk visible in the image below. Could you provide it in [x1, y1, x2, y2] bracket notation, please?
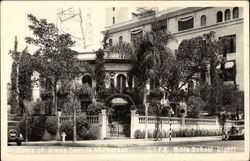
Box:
[25, 106, 28, 143]
[73, 97, 77, 142]
[143, 86, 148, 140]
[210, 57, 217, 115]
[52, 82, 58, 115]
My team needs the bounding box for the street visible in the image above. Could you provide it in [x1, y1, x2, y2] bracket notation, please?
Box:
[7, 140, 244, 154]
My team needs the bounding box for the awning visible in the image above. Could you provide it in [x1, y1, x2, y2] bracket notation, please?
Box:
[130, 29, 143, 35]
[111, 98, 128, 105]
[225, 61, 235, 69]
[178, 16, 193, 22]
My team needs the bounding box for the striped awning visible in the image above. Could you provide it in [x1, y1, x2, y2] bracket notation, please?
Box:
[111, 98, 128, 105]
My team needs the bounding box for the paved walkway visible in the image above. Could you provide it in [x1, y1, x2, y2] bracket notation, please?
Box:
[22, 136, 221, 147]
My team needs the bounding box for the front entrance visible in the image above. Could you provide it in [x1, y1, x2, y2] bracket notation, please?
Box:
[105, 95, 134, 138]
[107, 105, 130, 137]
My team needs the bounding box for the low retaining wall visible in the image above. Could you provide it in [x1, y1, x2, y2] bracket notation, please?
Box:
[130, 110, 236, 138]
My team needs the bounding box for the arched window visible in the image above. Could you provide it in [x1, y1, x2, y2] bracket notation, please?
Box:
[233, 7, 239, 19]
[217, 11, 223, 23]
[225, 9, 231, 21]
[119, 36, 123, 44]
[200, 15, 207, 26]
[109, 38, 113, 47]
[82, 75, 92, 87]
[116, 74, 126, 92]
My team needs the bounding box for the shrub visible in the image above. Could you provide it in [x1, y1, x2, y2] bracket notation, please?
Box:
[59, 121, 73, 140]
[45, 117, 58, 135]
[20, 116, 46, 141]
[76, 116, 90, 140]
[187, 96, 206, 118]
[87, 102, 106, 115]
[86, 125, 99, 140]
[134, 129, 145, 139]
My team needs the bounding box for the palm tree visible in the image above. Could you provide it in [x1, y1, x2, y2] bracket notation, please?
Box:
[109, 28, 175, 140]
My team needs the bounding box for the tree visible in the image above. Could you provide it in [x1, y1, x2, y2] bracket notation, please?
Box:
[8, 37, 19, 114]
[94, 49, 106, 98]
[25, 14, 80, 114]
[68, 79, 82, 142]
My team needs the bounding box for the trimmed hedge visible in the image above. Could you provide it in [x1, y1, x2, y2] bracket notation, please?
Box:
[134, 128, 222, 139]
[20, 116, 46, 141]
[59, 121, 73, 140]
[59, 117, 100, 140]
[45, 117, 58, 135]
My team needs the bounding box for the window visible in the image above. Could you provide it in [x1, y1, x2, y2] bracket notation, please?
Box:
[109, 38, 113, 47]
[131, 29, 143, 44]
[113, 7, 115, 11]
[116, 74, 126, 92]
[82, 75, 92, 87]
[217, 11, 223, 22]
[200, 15, 207, 26]
[112, 17, 115, 24]
[233, 7, 239, 19]
[225, 9, 231, 21]
[119, 36, 123, 44]
[218, 60, 236, 82]
[178, 16, 194, 31]
[152, 19, 167, 33]
[219, 34, 236, 54]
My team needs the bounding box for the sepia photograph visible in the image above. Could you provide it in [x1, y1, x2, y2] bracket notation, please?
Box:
[1, 1, 249, 161]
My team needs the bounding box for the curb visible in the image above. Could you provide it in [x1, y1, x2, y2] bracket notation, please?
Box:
[22, 137, 222, 147]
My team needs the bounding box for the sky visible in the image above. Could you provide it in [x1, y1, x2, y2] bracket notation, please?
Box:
[1, 2, 107, 85]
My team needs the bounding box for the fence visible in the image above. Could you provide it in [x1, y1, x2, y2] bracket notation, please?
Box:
[59, 115, 99, 125]
[130, 110, 236, 138]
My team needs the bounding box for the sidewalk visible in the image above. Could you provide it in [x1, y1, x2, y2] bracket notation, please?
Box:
[22, 136, 221, 147]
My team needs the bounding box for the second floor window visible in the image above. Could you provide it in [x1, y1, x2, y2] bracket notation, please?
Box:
[119, 36, 123, 44]
[152, 19, 167, 33]
[217, 11, 223, 22]
[225, 9, 231, 21]
[178, 16, 194, 31]
[219, 34, 236, 54]
[131, 29, 143, 44]
[109, 38, 113, 47]
[233, 7, 239, 19]
[112, 17, 115, 24]
[200, 15, 207, 26]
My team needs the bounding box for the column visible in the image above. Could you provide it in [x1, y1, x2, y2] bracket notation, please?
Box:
[99, 109, 107, 140]
[130, 110, 139, 138]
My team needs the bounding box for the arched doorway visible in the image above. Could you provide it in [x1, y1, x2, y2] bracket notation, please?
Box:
[106, 94, 134, 138]
[116, 74, 126, 92]
[82, 75, 92, 87]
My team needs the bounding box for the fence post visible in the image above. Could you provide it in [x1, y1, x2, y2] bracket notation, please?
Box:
[99, 109, 107, 140]
[130, 110, 138, 138]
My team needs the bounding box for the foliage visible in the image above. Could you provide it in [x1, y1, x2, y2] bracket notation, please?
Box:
[187, 96, 206, 118]
[25, 14, 81, 114]
[102, 30, 110, 49]
[76, 117, 99, 140]
[45, 117, 58, 135]
[76, 116, 89, 139]
[94, 49, 106, 97]
[85, 125, 99, 140]
[20, 116, 46, 141]
[59, 121, 73, 140]
[109, 41, 133, 59]
[134, 128, 222, 139]
[87, 102, 106, 115]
